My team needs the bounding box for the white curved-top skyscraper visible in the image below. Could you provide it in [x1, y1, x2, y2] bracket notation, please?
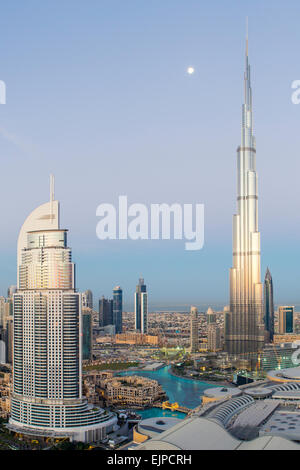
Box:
[9, 177, 117, 442]
[225, 30, 265, 356]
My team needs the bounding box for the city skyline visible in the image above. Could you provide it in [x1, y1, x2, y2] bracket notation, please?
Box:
[1, 1, 300, 454]
[0, 1, 300, 305]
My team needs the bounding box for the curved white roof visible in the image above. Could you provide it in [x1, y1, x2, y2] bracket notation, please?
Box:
[267, 367, 300, 382]
[138, 417, 181, 438]
[17, 200, 60, 287]
[203, 386, 241, 399]
[137, 416, 300, 450]
[245, 387, 273, 398]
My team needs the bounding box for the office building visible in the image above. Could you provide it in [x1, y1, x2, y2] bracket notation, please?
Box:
[7, 286, 17, 298]
[190, 306, 199, 353]
[278, 306, 294, 334]
[260, 342, 297, 371]
[82, 289, 93, 310]
[82, 308, 93, 361]
[99, 296, 113, 327]
[263, 268, 275, 342]
[208, 324, 221, 352]
[113, 286, 123, 334]
[134, 278, 148, 334]
[207, 307, 216, 324]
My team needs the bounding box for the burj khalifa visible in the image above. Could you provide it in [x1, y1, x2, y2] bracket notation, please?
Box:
[225, 29, 265, 357]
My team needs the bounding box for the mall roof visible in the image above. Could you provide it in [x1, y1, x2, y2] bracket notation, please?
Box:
[203, 386, 242, 399]
[137, 416, 300, 450]
[267, 367, 300, 382]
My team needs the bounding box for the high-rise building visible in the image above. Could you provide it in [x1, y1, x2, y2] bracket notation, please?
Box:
[5, 316, 13, 365]
[207, 307, 216, 324]
[278, 306, 294, 334]
[0, 335, 5, 364]
[8, 177, 117, 442]
[82, 309, 93, 361]
[134, 278, 148, 334]
[3, 299, 13, 365]
[113, 286, 123, 334]
[225, 29, 265, 356]
[190, 306, 199, 353]
[263, 268, 274, 342]
[208, 324, 221, 352]
[260, 342, 297, 371]
[82, 290, 93, 309]
[99, 296, 113, 327]
[0, 297, 5, 328]
[7, 285, 17, 298]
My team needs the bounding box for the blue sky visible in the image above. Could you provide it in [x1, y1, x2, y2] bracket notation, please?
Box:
[0, 0, 299, 309]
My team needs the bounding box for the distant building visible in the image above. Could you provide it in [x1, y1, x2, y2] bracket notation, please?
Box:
[278, 306, 294, 334]
[82, 308, 93, 361]
[260, 342, 298, 371]
[0, 338, 5, 364]
[0, 298, 5, 328]
[190, 306, 199, 353]
[0, 298, 13, 364]
[113, 286, 123, 334]
[7, 286, 16, 298]
[102, 325, 116, 336]
[99, 296, 113, 327]
[82, 289, 93, 309]
[134, 278, 148, 334]
[274, 334, 300, 344]
[208, 324, 221, 352]
[5, 316, 13, 365]
[264, 268, 274, 342]
[115, 333, 159, 346]
[206, 307, 216, 324]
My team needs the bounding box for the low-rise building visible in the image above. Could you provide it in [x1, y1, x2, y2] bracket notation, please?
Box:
[101, 375, 165, 407]
[115, 333, 160, 346]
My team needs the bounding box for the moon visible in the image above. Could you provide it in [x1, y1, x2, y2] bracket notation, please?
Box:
[187, 67, 195, 75]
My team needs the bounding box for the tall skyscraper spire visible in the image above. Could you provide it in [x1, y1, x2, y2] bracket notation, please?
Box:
[225, 24, 265, 358]
[246, 16, 248, 57]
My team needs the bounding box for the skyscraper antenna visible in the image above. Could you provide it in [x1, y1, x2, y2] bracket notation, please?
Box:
[246, 16, 248, 56]
[50, 174, 55, 223]
[50, 174, 55, 202]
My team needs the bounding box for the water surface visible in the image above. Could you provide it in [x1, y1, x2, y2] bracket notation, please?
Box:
[119, 366, 217, 410]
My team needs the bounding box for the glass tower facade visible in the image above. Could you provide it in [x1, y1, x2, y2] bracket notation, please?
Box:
[82, 310, 92, 361]
[99, 296, 113, 327]
[279, 306, 294, 334]
[263, 268, 274, 342]
[113, 286, 122, 334]
[134, 278, 148, 334]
